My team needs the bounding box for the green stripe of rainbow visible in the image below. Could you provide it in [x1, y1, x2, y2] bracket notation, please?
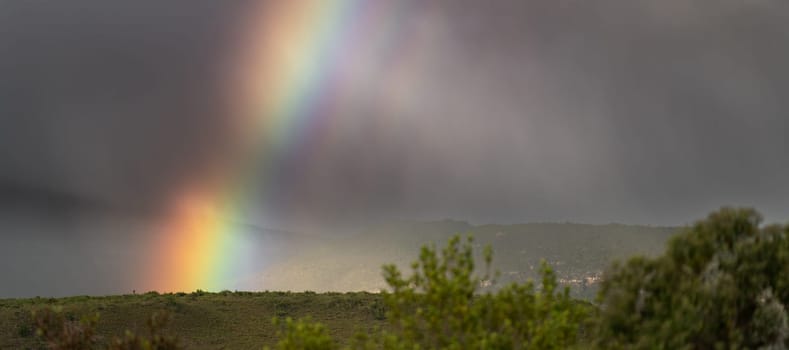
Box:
[146, 0, 418, 293]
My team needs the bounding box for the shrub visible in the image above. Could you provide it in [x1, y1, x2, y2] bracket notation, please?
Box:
[33, 308, 182, 350]
[34, 307, 100, 350]
[379, 236, 590, 349]
[595, 207, 789, 349]
[367, 299, 387, 321]
[108, 312, 182, 350]
[266, 317, 337, 350]
[17, 323, 34, 338]
[271, 235, 591, 349]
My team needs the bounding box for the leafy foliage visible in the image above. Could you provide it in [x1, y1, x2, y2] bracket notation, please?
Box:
[267, 317, 338, 350]
[32, 308, 181, 350]
[108, 312, 181, 350]
[34, 307, 99, 350]
[595, 207, 789, 349]
[271, 235, 592, 350]
[1, 292, 386, 349]
[379, 236, 590, 349]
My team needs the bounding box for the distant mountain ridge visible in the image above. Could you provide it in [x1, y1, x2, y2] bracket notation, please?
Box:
[261, 220, 679, 299]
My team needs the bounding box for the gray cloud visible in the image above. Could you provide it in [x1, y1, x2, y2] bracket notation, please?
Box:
[1, 0, 789, 296]
[0, 0, 254, 214]
[275, 0, 789, 226]
[3, 0, 788, 227]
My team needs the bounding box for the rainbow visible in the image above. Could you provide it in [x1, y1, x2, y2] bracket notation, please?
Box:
[144, 0, 424, 293]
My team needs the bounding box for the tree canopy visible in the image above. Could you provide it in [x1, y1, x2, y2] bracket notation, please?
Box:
[596, 208, 789, 349]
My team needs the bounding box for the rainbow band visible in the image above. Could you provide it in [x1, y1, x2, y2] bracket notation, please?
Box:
[146, 0, 421, 293]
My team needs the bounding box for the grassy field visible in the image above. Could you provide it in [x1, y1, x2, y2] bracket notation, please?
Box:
[0, 291, 388, 349]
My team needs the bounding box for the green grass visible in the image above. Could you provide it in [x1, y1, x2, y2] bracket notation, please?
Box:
[0, 291, 388, 349]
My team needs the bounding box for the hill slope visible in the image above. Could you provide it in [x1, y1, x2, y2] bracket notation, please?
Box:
[262, 221, 678, 298]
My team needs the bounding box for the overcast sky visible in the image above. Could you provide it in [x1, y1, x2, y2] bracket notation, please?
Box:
[3, 0, 788, 228]
[2, 0, 789, 296]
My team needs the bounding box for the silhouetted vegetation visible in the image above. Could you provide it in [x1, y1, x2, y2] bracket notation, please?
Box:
[595, 208, 789, 349]
[2, 208, 787, 349]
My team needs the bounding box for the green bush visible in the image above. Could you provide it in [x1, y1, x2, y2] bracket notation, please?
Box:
[595, 207, 789, 349]
[267, 318, 338, 350]
[33, 308, 181, 350]
[17, 323, 34, 338]
[34, 307, 100, 350]
[108, 312, 181, 350]
[380, 236, 590, 349]
[367, 299, 387, 321]
[271, 235, 591, 350]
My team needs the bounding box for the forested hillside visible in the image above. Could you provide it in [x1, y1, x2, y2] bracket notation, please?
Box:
[263, 221, 677, 299]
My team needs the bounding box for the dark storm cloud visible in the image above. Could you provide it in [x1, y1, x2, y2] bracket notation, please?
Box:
[0, 0, 254, 214]
[265, 0, 789, 226]
[1, 0, 788, 227]
[2, 0, 789, 297]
